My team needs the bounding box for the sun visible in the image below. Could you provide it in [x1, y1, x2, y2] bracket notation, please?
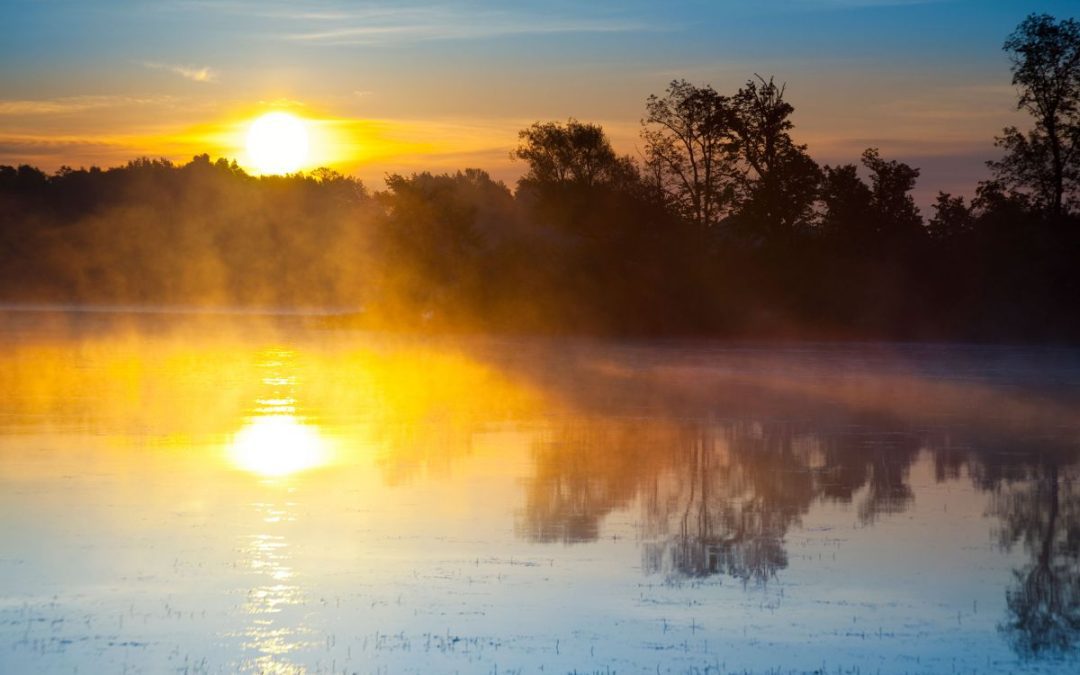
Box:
[246, 112, 309, 174]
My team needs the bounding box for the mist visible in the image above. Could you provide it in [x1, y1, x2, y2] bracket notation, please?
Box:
[2, 62, 1080, 342]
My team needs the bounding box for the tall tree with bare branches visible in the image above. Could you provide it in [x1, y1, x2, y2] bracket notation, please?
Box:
[989, 14, 1080, 220]
[730, 75, 820, 237]
[642, 80, 739, 229]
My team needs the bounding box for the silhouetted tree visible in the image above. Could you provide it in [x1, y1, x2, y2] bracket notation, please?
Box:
[989, 14, 1080, 220]
[928, 192, 975, 241]
[512, 118, 644, 236]
[861, 148, 923, 239]
[642, 80, 738, 229]
[729, 76, 821, 238]
[819, 163, 875, 241]
[514, 119, 638, 191]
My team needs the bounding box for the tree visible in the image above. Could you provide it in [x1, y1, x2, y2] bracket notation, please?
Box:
[989, 14, 1080, 219]
[374, 170, 512, 317]
[818, 150, 922, 242]
[819, 163, 875, 240]
[928, 192, 974, 241]
[307, 167, 369, 205]
[514, 119, 638, 191]
[512, 119, 653, 245]
[730, 76, 821, 237]
[861, 148, 923, 238]
[642, 80, 739, 229]
[642, 77, 818, 237]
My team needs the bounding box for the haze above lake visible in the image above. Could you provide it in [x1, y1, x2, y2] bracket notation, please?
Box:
[2, 313, 1079, 674]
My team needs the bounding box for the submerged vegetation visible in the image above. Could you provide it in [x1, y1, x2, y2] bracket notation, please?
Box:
[2, 13, 1079, 341]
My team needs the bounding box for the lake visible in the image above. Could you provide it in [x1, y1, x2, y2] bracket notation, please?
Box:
[1, 313, 1079, 673]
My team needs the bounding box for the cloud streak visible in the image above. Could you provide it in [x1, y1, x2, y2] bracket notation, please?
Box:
[280, 11, 648, 44]
[170, 1, 655, 45]
[283, 17, 650, 45]
[142, 61, 217, 83]
[0, 95, 175, 116]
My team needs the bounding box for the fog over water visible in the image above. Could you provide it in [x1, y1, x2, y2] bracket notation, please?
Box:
[1, 312, 1078, 673]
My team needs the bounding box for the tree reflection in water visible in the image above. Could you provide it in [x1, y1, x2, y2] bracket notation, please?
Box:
[990, 460, 1080, 655]
[641, 424, 807, 583]
[516, 419, 675, 544]
[516, 407, 1080, 658]
[518, 417, 927, 583]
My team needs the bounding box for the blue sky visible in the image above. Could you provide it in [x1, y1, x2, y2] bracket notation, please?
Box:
[1, 0, 1074, 203]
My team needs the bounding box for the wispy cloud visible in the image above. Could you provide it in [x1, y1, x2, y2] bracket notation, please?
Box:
[0, 95, 174, 116]
[169, 1, 656, 45]
[142, 61, 218, 83]
[285, 9, 651, 44]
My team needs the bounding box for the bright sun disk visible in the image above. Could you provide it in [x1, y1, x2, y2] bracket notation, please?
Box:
[246, 112, 309, 174]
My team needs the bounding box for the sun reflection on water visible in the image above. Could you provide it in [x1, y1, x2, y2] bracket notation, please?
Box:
[230, 415, 330, 477]
[227, 348, 332, 478]
[236, 502, 315, 674]
[220, 349, 322, 671]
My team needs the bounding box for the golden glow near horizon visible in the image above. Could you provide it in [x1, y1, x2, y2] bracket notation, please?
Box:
[245, 112, 310, 175]
[165, 113, 520, 181]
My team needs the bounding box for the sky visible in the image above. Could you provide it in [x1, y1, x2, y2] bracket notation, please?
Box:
[1, 0, 1074, 204]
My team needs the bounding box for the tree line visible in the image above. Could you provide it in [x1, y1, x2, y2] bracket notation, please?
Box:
[1, 13, 1078, 340]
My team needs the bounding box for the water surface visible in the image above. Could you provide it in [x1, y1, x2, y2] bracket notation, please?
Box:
[2, 315, 1079, 673]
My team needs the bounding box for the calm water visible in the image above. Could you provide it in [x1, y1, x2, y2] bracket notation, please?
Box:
[2, 314, 1079, 674]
